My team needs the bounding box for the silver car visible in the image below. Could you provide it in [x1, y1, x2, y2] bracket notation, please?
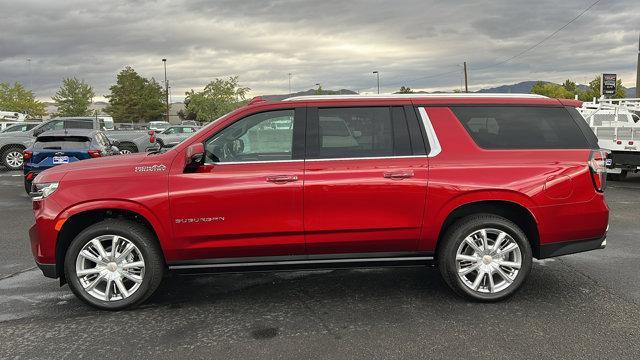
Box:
[156, 125, 200, 148]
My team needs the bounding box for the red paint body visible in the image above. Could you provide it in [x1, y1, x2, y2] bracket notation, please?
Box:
[29, 96, 609, 271]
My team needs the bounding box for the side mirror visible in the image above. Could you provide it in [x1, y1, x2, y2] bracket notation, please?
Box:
[185, 143, 204, 166]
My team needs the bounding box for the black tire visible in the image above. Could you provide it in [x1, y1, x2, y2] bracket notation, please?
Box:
[64, 219, 165, 310]
[156, 138, 164, 148]
[24, 178, 32, 194]
[437, 214, 532, 302]
[118, 143, 138, 154]
[1, 146, 25, 170]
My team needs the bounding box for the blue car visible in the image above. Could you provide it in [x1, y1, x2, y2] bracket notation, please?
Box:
[23, 129, 118, 193]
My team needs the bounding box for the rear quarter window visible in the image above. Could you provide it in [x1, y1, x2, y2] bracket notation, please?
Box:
[451, 106, 591, 149]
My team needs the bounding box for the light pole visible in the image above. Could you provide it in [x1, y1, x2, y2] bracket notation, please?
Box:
[26, 58, 32, 90]
[373, 71, 380, 94]
[288, 73, 292, 94]
[162, 59, 169, 123]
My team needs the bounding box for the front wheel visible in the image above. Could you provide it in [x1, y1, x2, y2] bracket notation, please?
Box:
[438, 214, 532, 301]
[64, 219, 164, 310]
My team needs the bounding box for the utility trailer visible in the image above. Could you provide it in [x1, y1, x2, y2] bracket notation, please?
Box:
[578, 98, 640, 180]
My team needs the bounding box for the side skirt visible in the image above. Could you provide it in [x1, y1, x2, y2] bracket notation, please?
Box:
[168, 252, 435, 274]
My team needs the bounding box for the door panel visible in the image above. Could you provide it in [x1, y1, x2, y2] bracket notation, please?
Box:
[303, 106, 429, 255]
[168, 108, 305, 262]
[304, 157, 428, 254]
[169, 161, 305, 260]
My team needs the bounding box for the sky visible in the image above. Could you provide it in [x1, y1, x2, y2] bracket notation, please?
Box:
[0, 0, 638, 101]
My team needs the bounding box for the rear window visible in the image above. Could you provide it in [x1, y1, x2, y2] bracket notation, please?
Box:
[34, 136, 92, 150]
[451, 106, 590, 149]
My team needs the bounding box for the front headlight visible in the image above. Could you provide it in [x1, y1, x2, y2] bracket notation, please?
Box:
[30, 182, 59, 201]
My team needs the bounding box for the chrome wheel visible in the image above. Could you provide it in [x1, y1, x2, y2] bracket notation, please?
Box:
[5, 151, 23, 168]
[455, 228, 522, 294]
[75, 235, 146, 302]
[119, 149, 132, 154]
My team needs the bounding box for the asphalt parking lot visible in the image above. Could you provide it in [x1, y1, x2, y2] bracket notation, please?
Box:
[0, 170, 639, 359]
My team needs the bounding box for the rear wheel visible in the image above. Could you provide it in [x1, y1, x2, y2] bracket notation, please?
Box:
[64, 219, 164, 310]
[118, 143, 137, 154]
[2, 146, 24, 170]
[438, 214, 532, 301]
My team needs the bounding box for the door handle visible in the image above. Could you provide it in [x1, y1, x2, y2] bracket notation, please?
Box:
[266, 175, 298, 183]
[383, 171, 414, 180]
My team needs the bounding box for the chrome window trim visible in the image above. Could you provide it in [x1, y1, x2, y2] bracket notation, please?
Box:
[306, 155, 427, 162]
[418, 107, 442, 157]
[284, 93, 548, 101]
[209, 155, 429, 165]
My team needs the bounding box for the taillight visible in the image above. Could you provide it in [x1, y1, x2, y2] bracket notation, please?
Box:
[148, 130, 156, 144]
[88, 150, 102, 158]
[23, 150, 32, 160]
[588, 150, 608, 192]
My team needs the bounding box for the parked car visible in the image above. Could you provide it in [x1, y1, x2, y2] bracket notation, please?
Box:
[28, 94, 608, 310]
[181, 120, 199, 126]
[156, 125, 200, 148]
[23, 129, 119, 193]
[1, 122, 41, 133]
[0, 117, 158, 170]
[148, 121, 170, 132]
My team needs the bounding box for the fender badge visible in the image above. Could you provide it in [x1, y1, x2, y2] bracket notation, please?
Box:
[175, 217, 225, 224]
[134, 164, 167, 172]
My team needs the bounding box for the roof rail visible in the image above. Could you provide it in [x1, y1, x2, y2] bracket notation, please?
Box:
[283, 93, 548, 101]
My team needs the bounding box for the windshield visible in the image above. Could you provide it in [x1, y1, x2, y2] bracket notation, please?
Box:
[158, 111, 235, 154]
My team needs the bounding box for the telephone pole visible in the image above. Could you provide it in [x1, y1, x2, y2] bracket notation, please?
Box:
[463, 61, 469, 93]
[373, 71, 380, 94]
[162, 59, 169, 123]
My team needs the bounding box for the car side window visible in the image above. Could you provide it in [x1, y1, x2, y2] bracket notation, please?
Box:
[182, 127, 195, 133]
[164, 127, 177, 134]
[315, 107, 394, 159]
[64, 120, 93, 129]
[204, 109, 294, 163]
[38, 120, 64, 133]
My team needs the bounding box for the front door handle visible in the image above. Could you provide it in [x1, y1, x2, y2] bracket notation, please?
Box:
[266, 175, 298, 183]
[383, 171, 414, 180]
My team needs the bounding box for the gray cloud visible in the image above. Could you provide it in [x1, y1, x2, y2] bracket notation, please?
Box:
[0, 0, 638, 101]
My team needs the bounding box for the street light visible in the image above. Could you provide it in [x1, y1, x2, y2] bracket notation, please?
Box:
[162, 59, 169, 122]
[372, 71, 380, 94]
[315, 83, 321, 95]
[288, 73, 292, 94]
[26, 58, 32, 91]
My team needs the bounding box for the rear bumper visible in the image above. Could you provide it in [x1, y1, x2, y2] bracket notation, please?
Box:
[537, 235, 606, 259]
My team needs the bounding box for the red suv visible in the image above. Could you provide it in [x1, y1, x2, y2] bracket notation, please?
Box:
[29, 94, 609, 310]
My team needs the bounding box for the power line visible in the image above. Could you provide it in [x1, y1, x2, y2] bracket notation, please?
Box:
[473, 0, 603, 70]
[384, 0, 603, 88]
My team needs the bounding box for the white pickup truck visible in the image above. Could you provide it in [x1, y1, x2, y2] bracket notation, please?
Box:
[578, 98, 640, 180]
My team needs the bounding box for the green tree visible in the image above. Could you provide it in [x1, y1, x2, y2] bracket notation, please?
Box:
[530, 81, 574, 99]
[398, 86, 413, 94]
[104, 66, 165, 122]
[184, 77, 250, 122]
[315, 84, 323, 95]
[562, 79, 577, 93]
[52, 77, 95, 117]
[0, 82, 46, 117]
